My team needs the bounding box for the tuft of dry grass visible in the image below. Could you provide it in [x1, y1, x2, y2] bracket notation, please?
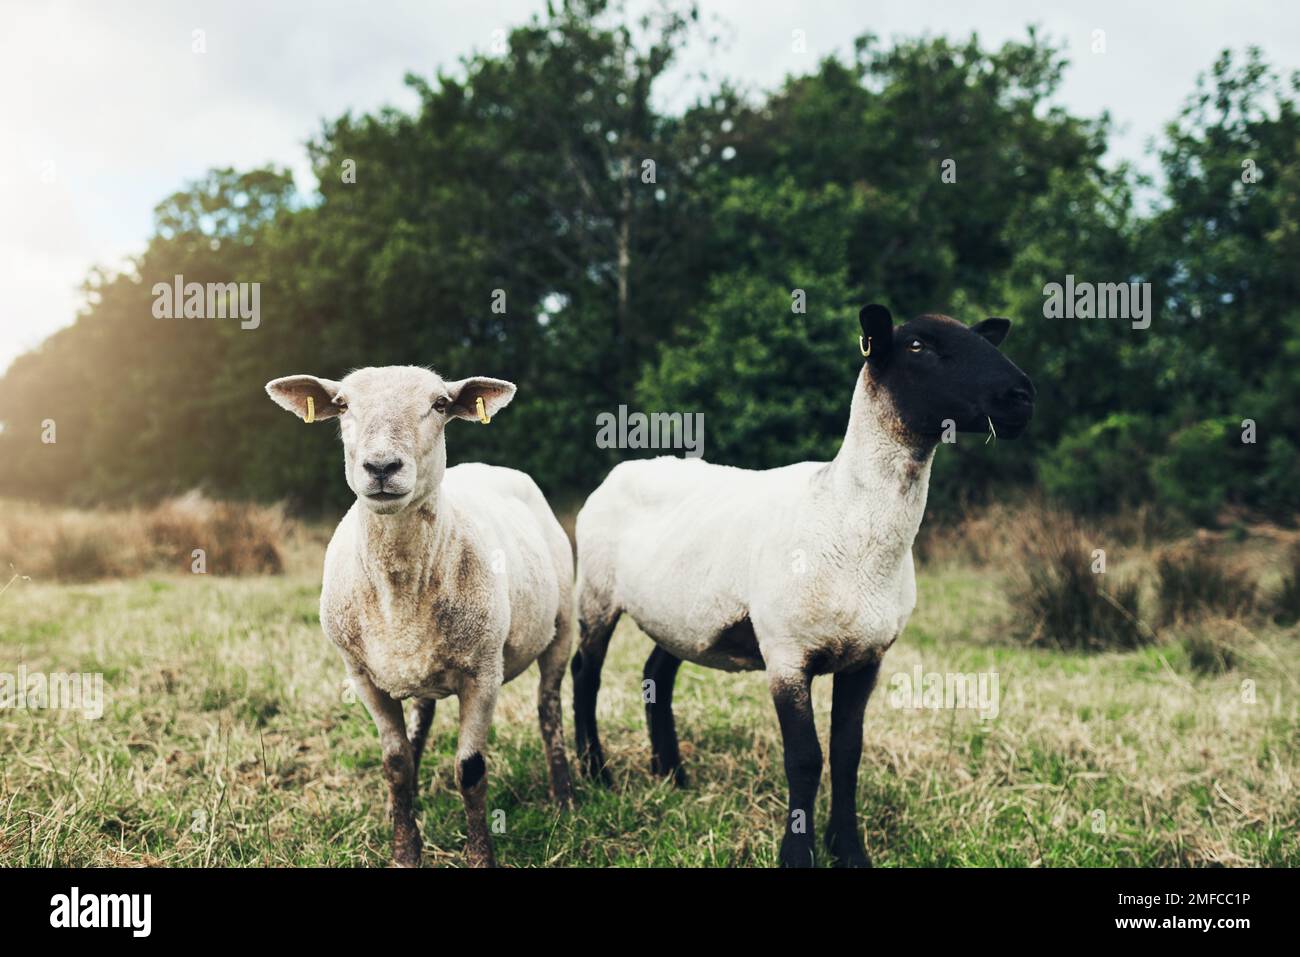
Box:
[1271, 543, 1300, 626]
[1006, 511, 1152, 652]
[0, 493, 300, 582]
[1180, 617, 1252, 675]
[1154, 545, 1257, 627]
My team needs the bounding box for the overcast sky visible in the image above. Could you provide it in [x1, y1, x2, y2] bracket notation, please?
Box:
[2, 0, 1296, 373]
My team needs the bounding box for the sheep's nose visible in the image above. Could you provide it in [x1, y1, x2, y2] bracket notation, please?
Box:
[363, 457, 403, 479]
[1002, 376, 1036, 406]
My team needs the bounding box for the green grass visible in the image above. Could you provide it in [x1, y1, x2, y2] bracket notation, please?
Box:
[0, 558, 1296, 867]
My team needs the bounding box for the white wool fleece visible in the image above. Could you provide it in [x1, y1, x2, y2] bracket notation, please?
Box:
[576, 365, 934, 680]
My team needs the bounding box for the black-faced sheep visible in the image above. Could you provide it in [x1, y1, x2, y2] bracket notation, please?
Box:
[570, 306, 1035, 867]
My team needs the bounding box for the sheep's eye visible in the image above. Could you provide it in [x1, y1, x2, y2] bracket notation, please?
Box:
[907, 338, 925, 353]
[432, 396, 449, 414]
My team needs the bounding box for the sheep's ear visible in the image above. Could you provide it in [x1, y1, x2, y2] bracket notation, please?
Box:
[265, 375, 343, 422]
[858, 304, 894, 368]
[972, 317, 1011, 348]
[446, 376, 516, 422]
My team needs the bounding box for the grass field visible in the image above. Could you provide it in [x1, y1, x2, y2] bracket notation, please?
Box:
[2, 529, 1296, 869]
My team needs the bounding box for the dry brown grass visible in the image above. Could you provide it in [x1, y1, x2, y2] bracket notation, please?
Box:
[1154, 544, 1258, 627]
[917, 498, 1174, 568]
[1271, 542, 1300, 625]
[0, 493, 314, 582]
[1005, 510, 1152, 651]
[1, 554, 1294, 867]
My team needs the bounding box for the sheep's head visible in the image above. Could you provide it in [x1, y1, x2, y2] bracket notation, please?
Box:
[858, 304, 1035, 440]
[265, 366, 515, 514]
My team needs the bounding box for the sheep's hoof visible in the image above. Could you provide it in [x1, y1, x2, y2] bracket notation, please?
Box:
[580, 752, 613, 788]
[778, 836, 816, 869]
[548, 760, 576, 807]
[392, 839, 422, 868]
[824, 830, 872, 867]
[649, 757, 688, 788]
[465, 847, 497, 868]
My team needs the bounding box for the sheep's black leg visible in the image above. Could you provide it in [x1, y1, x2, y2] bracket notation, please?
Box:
[825, 661, 880, 867]
[571, 614, 618, 786]
[771, 669, 821, 868]
[643, 646, 686, 787]
[407, 698, 436, 789]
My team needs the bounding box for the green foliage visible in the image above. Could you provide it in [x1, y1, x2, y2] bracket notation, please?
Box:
[636, 179, 861, 468]
[1040, 414, 1158, 514]
[0, 6, 1294, 526]
[1148, 417, 1244, 525]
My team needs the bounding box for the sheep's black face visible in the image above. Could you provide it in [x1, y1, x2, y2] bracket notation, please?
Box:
[859, 305, 1036, 440]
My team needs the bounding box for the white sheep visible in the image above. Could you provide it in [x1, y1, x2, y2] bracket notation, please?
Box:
[571, 305, 1035, 867]
[266, 365, 573, 867]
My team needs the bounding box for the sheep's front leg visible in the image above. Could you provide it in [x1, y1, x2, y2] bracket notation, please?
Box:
[350, 668, 422, 867]
[455, 675, 500, 868]
[825, 662, 881, 867]
[770, 667, 821, 868]
[407, 698, 436, 793]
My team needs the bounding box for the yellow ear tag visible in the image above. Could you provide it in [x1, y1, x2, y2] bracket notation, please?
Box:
[305, 396, 315, 424]
[476, 396, 491, 425]
[859, 336, 872, 357]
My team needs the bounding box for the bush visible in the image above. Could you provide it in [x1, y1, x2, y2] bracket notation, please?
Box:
[1257, 438, 1300, 517]
[1008, 514, 1151, 651]
[1181, 618, 1249, 675]
[1148, 417, 1243, 525]
[1040, 414, 1158, 514]
[0, 494, 288, 582]
[1154, 546, 1257, 626]
[145, 494, 286, 575]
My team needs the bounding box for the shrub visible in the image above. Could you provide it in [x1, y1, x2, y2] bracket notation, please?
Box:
[0, 494, 288, 582]
[1257, 438, 1300, 517]
[1040, 413, 1158, 514]
[1154, 546, 1257, 626]
[1181, 618, 1248, 675]
[145, 494, 285, 575]
[1008, 514, 1151, 651]
[49, 527, 124, 582]
[1148, 417, 1242, 525]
